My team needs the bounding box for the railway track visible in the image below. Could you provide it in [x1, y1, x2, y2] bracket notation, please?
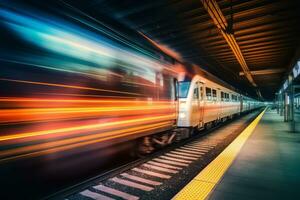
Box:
[47, 109, 262, 200]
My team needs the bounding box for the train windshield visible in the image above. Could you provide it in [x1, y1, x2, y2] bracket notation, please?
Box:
[179, 81, 190, 98]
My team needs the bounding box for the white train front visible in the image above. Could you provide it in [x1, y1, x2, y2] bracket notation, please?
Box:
[176, 72, 262, 138]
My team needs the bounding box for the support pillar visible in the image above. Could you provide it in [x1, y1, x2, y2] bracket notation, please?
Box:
[280, 92, 284, 116]
[284, 92, 289, 122]
[276, 93, 279, 114]
[290, 84, 295, 132]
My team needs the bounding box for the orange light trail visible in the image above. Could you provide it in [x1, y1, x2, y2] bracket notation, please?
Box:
[0, 121, 172, 163]
[0, 121, 172, 161]
[0, 105, 175, 123]
[0, 97, 172, 104]
[0, 114, 175, 142]
[0, 78, 143, 96]
[0, 96, 177, 164]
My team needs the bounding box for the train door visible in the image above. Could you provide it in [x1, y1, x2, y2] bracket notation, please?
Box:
[192, 83, 200, 126]
[197, 82, 204, 128]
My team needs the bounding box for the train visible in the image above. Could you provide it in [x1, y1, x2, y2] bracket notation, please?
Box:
[0, 3, 265, 199]
[0, 2, 263, 164]
[175, 68, 262, 142]
[137, 64, 263, 153]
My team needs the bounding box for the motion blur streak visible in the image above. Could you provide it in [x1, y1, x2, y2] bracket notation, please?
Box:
[0, 78, 142, 96]
[0, 3, 181, 199]
[0, 97, 171, 104]
[0, 114, 175, 142]
[0, 105, 174, 123]
[0, 7, 176, 78]
[0, 4, 178, 166]
[0, 121, 173, 163]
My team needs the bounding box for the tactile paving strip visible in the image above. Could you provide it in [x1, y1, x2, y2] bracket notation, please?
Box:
[173, 109, 266, 200]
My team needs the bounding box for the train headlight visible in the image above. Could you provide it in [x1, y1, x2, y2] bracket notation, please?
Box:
[180, 101, 187, 109]
[179, 112, 186, 119]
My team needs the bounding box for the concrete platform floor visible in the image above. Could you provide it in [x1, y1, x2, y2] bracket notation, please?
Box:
[209, 108, 300, 200]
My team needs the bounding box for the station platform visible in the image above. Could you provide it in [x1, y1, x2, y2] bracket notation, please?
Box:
[174, 108, 300, 200]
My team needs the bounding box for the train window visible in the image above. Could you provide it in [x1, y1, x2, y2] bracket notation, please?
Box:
[206, 87, 212, 100]
[232, 95, 237, 101]
[193, 88, 199, 99]
[179, 82, 190, 98]
[212, 89, 217, 101]
[225, 93, 229, 101]
[159, 76, 175, 100]
[221, 91, 224, 101]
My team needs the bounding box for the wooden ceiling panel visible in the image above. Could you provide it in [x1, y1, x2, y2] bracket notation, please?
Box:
[67, 0, 300, 100]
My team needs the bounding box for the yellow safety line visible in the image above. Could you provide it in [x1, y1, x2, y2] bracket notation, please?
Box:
[173, 108, 267, 200]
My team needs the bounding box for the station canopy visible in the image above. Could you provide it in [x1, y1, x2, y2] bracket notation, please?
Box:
[66, 0, 300, 100]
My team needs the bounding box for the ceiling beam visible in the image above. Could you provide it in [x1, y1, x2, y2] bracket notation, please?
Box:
[201, 0, 262, 99]
[239, 68, 286, 76]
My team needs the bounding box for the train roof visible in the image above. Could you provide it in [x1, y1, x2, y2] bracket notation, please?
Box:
[179, 62, 260, 102]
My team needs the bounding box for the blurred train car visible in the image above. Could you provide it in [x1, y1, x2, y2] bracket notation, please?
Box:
[0, 1, 182, 160]
[0, 2, 264, 161]
[0, 2, 183, 198]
